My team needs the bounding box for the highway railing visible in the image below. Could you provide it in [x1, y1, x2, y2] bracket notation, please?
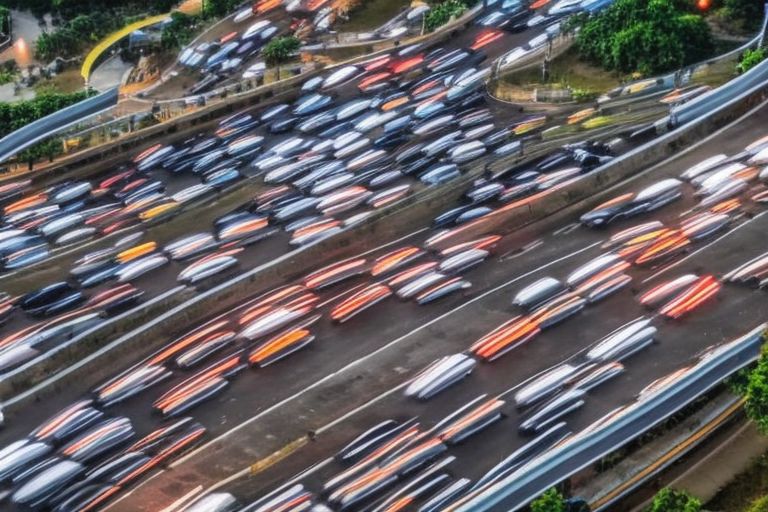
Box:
[450, 324, 768, 511]
[0, 87, 119, 165]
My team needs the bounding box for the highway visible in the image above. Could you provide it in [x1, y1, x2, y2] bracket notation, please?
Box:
[0, 1, 758, 511]
[0, 1, 673, 384]
[0, 87, 760, 512]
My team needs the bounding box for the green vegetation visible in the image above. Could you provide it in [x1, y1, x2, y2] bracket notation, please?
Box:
[18, 137, 63, 165]
[737, 340, 768, 434]
[161, 12, 200, 50]
[202, 0, 242, 18]
[0, 5, 10, 36]
[748, 495, 768, 512]
[648, 488, 702, 512]
[570, 0, 714, 75]
[424, 0, 476, 32]
[738, 47, 767, 74]
[263, 36, 301, 80]
[0, 59, 18, 85]
[721, 0, 764, 31]
[530, 488, 567, 512]
[0, 0, 174, 19]
[0, 89, 92, 137]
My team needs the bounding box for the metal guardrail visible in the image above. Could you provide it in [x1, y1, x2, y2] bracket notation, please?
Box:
[0, 87, 119, 164]
[452, 325, 767, 511]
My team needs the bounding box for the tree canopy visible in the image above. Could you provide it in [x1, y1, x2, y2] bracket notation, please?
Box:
[263, 35, 301, 80]
[530, 488, 567, 512]
[648, 488, 702, 512]
[424, 0, 468, 32]
[202, 0, 243, 19]
[739, 338, 768, 434]
[161, 12, 199, 50]
[572, 0, 714, 75]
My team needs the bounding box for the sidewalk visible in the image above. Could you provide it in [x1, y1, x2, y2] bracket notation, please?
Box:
[671, 421, 768, 505]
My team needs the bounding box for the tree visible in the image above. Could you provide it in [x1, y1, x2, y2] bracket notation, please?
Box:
[572, 0, 714, 75]
[723, 0, 764, 31]
[648, 488, 701, 512]
[161, 12, 199, 50]
[530, 488, 567, 512]
[424, 0, 468, 32]
[262, 36, 301, 80]
[741, 338, 768, 434]
[203, 0, 241, 18]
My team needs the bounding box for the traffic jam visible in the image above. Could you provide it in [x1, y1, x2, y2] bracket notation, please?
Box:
[1, 0, 767, 510]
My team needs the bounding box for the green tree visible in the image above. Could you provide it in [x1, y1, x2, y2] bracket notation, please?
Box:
[262, 35, 301, 80]
[530, 488, 567, 512]
[161, 12, 199, 50]
[648, 488, 701, 512]
[203, 0, 241, 18]
[748, 495, 768, 512]
[424, 0, 468, 32]
[742, 339, 768, 434]
[573, 0, 714, 75]
[738, 47, 767, 73]
[0, 6, 10, 36]
[723, 0, 764, 31]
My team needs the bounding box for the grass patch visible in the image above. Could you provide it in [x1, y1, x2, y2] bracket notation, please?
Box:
[707, 450, 768, 512]
[501, 47, 622, 92]
[336, 0, 411, 32]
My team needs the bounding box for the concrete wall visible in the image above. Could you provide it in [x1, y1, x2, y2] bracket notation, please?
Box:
[0, 286, 194, 403]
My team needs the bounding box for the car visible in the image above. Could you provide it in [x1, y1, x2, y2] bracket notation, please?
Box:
[404, 354, 476, 400]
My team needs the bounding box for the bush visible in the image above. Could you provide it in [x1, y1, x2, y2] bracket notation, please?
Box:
[0, 90, 92, 138]
[741, 338, 768, 434]
[738, 47, 767, 73]
[748, 495, 768, 512]
[647, 488, 701, 512]
[424, 0, 468, 32]
[723, 0, 764, 30]
[161, 12, 200, 50]
[573, 0, 714, 75]
[530, 488, 567, 512]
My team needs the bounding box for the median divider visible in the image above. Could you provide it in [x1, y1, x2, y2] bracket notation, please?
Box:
[0, 285, 193, 404]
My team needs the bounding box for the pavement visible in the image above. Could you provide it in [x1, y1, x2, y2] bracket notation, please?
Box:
[79, 99, 768, 511]
[90, 54, 133, 92]
[0, 8, 760, 512]
[0, 10, 47, 68]
[670, 421, 768, 506]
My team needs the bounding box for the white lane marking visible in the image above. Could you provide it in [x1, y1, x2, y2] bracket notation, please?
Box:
[500, 239, 544, 261]
[358, 227, 429, 258]
[113, 91, 768, 511]
[163, 240, 602, 470]
[642, 210, 768, 284]
[318, 283, 367, 308]
[159, 485, 204, 512]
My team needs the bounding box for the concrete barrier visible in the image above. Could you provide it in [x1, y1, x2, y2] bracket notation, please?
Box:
[0, 286, 193, 403]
